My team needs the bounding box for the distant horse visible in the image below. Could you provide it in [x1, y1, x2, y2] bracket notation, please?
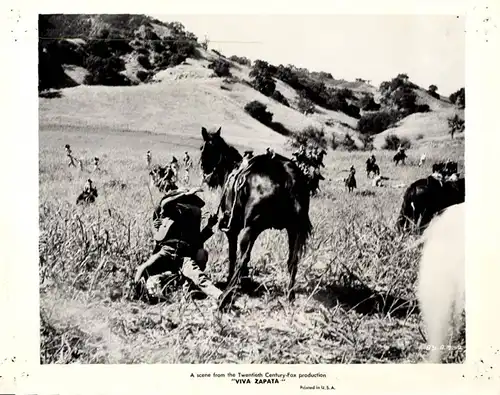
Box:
[344, 171, 357, 192]
[366, 161, 380, 178]
[309, 171, 325, 196]
[393, 150, 407, 166]
[199, 126, 312, 309]
[396, 175, 465, 233]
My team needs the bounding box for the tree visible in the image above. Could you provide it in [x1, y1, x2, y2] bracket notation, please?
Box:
[449, 88, 465, 109]
[244, 101, 273, 125]
[447, 114, 465, 139]
[297, 93, 315, 115]
[428, 84, 440, 99]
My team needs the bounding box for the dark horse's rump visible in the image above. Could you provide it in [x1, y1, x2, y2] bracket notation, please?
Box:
[396, 176, 465, 233]
[199, 126, 312, 309]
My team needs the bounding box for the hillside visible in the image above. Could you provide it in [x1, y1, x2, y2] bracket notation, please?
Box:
[39, 14, 466, 152]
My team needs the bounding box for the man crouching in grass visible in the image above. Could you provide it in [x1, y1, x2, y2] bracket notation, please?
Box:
[132, 187, 223, 304]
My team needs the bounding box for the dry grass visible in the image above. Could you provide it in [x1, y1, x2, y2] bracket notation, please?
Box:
[39, 105, 465, 363]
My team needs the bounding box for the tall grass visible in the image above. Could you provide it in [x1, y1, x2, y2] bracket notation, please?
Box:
[39, 125, 465, 363]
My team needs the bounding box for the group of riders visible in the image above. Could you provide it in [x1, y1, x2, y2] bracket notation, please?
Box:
[68, 140, 445, 310]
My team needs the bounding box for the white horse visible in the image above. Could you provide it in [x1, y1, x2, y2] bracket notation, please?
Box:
[417, 202, 465, 363]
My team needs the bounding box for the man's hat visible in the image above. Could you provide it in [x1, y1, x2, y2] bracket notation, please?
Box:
[159, 187, 205, 209]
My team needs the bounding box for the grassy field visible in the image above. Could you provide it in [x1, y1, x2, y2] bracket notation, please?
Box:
[39, 104, 465, 363]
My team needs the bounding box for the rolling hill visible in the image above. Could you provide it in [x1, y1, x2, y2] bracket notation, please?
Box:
[39, 13, 465, 153]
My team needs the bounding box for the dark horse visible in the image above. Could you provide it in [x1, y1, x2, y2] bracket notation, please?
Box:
[396, 175, 465, 233]
[344, 172, 357, 192]
[366, 161, 380, 178]
[393, 150, 407, 166]
[199, 126, 312, 308]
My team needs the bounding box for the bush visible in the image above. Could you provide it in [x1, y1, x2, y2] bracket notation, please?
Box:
[137, 54, 151, 69]
[244, 101, 273, 125]
[297, 94, 315, 115]
[136, 47, 150, 56]
[271, 90, 289, 107]
[449, 87, 465, 108]
[382, 134, 411, 150]
[151, 40, 165, 53]
[447, 114, 465, 138]
[289, 126, 328, 149]
[360, 94, 381, 111]
[339, 134, 358, 151]
[269, 122, 291, 136]
[415, 104, 430, 113]
[136, 70, 151, 82]
[427, 84, 440, 99]
[252, 74, 276, 97]
[84, 55, 130, 86]
[208, 58, 232, 77]
[359, 134, 374, 151]
[229, 55, 251, 66]
[357, 110, 399, 135]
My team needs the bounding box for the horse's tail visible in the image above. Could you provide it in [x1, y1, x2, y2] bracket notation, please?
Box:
[396, 189, 414, 231]
[296, 203, 312, 257]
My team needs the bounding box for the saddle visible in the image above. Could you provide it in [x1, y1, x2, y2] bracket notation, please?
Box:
[219, 154, 266, 231]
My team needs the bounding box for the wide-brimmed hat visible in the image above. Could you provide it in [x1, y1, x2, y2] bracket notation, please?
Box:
[159, 187, 205, 208]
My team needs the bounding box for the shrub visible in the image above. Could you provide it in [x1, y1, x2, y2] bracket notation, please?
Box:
[137, 54, 151, 69]
[136, 47, 150, 56]
[289, 126, 327, 149]
[229, 55, 251, 66]
[357, 110, 399, 135]
[136, 70, 151, 82]
[269, 122, 291, 136]
[244, 101, 273, 125]
[297, 94, 315, 115]
[151, 40, 165, 53]
[447, 114, 465, 139]
[252, 74, 276, 97]
[415, 104, 430, 113]
[427, 85, 440, 99]
[360, 94, 381, 111]
[339, 134, 358, 151]
[271, 90, 289, 107]
[449, 87, 465, 108]
[359, 134, 374, 151]
[208, 58, 232, 77]
[382, 134, 411, 150]
[84, 55, 130, 86]
[416, 133, 424, 140]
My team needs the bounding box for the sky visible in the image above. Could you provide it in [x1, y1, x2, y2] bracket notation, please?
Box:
[152, 14, 465, 96]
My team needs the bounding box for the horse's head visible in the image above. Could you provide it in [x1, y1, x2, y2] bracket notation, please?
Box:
[200, 126, 241, 188]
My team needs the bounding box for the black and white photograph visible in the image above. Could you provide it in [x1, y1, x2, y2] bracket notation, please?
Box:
[36, 12, 469, 365]
[4, 0, 500, 391]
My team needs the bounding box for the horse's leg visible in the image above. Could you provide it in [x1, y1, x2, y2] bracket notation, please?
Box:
[220, 226, 261, 308]
[286, 227, 300, 302]
[226, 231, 238, 284]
